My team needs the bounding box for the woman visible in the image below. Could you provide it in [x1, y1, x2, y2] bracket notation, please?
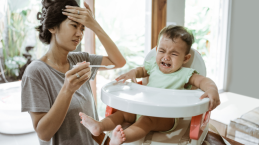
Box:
[21, 0, 126, 145]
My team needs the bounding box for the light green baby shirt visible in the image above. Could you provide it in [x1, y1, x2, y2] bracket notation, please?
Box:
[144, 57, 198, 90]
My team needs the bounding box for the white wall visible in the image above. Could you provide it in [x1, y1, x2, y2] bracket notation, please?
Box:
[166, 0, 185, 26]
[226, 0, 259, 99]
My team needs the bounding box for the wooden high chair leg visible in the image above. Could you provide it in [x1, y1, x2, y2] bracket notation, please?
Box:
[92, 133, 110, 145]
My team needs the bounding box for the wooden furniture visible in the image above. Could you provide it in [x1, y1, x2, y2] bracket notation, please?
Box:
[203, 131, 244, 145]
[92, 131, 244, 145]
[151, 0, 167, 48]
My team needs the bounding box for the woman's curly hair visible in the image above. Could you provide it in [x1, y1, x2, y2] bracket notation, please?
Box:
[35, 0, 79, 44]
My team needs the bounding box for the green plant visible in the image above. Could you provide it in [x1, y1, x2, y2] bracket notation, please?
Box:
[1, 7, 32, 79]
[185, 0, 212, 59]
[95, 0, 146, 119]
[4, 56, 26, 79]
[95, 0, 145, 79]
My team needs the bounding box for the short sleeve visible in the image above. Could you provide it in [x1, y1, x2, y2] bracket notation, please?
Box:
[21, 76, 50, 112]
[184, 69, 199, 90]
[88, 54, 103, 80]
[144, 57, 156, 75]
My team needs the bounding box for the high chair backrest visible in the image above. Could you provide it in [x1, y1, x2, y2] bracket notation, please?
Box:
[142, 47, 206, 85]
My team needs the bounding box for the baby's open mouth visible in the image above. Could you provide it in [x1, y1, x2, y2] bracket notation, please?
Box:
[161, 62, 171, 67]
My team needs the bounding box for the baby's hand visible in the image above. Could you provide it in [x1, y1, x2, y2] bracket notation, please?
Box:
[115, 69, 137, 83]
[200, 89, 221, 111]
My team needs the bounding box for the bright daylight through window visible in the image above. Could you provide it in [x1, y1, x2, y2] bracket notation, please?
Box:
[185, 0, 230, 92]
[95, 0, 151, 119]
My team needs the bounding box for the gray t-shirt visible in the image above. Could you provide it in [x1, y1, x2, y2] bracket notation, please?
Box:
[21, 52, 103, 145]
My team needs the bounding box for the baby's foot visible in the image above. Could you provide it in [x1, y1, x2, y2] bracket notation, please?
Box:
[110, 125, 126, 145]
[79, 112, 103, 136]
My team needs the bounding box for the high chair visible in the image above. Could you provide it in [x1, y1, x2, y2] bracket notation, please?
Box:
[94, 48, 211, 145]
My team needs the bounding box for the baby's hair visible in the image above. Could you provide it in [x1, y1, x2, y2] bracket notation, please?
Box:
[35, 0, 79, 44]
[157, 25, 194, 54]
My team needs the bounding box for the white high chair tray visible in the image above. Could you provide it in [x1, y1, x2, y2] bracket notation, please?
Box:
[101, 81, 209, 118]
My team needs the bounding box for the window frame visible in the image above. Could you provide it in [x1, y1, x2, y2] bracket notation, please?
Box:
[82, 0, 97, 103]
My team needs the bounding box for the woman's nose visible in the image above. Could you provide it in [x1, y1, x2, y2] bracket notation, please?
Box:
[76, 29, 83, 37]
[75, 30, 83, 41]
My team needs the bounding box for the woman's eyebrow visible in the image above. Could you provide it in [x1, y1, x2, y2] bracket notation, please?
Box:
[69, 20, 78, 24]
[71, 21, 84, 28]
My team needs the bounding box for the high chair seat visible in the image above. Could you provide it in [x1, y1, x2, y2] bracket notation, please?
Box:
[96, 48, 210, 145]
[106, 117, 209, 145]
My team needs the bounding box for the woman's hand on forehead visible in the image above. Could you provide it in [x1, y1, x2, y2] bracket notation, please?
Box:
[62, 1, 96, 29]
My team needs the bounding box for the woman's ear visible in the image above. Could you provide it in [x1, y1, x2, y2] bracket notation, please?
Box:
[183, 54, 191, 64]
[48, 27, 56, 34]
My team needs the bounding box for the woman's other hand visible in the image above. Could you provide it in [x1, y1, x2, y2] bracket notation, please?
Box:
[63, 61, 91, 94]
[115, 69, 138, 83]
[62, 2, 96, 29]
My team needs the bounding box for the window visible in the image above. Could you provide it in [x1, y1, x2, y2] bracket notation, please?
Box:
[95, 0, 151, 119]
[0, 0, 48, 82]
[185, 0, 231, 92]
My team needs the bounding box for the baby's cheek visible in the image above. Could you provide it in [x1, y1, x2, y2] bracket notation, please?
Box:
[155, 57, 160, 65]
[156, 61, 160, 66]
